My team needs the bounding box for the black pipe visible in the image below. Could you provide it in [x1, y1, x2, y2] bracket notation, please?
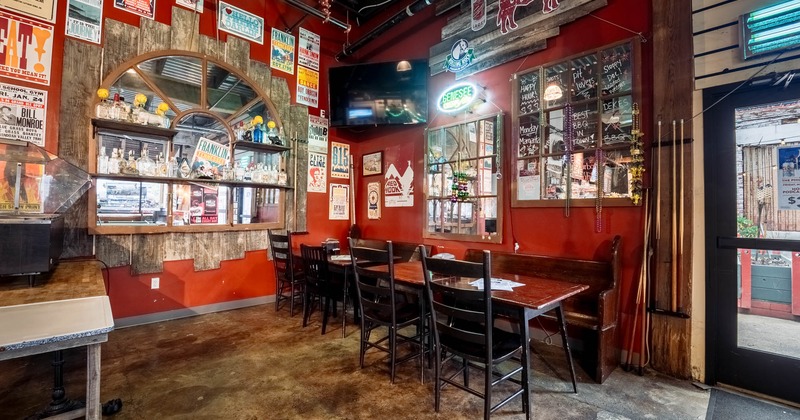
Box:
[335, 0, 435, 61]
[284, 0, 352, 32]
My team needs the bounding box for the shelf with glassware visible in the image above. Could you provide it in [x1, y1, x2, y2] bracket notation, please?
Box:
[88, 117, 293, 234]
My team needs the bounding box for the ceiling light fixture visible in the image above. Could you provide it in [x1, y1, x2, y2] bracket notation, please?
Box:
[543, 83, 563, 101]
[396, 60, 412, 72]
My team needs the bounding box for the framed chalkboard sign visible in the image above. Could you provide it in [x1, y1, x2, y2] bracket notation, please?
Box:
[511, 38, 640, 207]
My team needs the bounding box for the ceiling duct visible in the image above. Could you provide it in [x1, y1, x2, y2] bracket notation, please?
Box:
[284, 0, 352, 32]
[335, 0, 436, 61]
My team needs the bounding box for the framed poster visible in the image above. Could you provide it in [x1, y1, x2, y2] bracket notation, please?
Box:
[218, 1, 264, 44]
[329, 183, 349, 220]
[270, 28, 295, 74]
[66, 0, 103, 44]
[362, 151, 383, 176]
[367, 182, 381, 219]
[2, 0, 57, 22]
[330, 141, 350, 179]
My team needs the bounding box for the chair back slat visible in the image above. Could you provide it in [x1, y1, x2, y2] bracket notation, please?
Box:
[300, 244, 329, 292]
[349, 238, 402, 323]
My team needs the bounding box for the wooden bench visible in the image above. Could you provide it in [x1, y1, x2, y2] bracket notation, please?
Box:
[352, 239, 431, 262]
[465, 235, 622, 383]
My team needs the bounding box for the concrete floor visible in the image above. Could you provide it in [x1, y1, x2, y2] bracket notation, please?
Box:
[0, 305, 710, 419]
[738, 312, 800, 358]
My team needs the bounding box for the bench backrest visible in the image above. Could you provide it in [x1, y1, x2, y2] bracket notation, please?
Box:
[352, 239, 432, 262]
[464, 236, 621, 315]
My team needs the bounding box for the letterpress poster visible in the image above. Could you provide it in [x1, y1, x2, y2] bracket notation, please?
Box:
[114, 0, 155, 19]
[298, 28, 320, 71]
[330, 141, 350, 179]
[176, 0, 203, 12]
[308, 114, 328, 153]
[2, 0, 57, 21]
[296, 66, 319, 108]
[0, 82, 47, 146]
[307, 152, 326, 193]
[367, 182, 381, 219]
[66, 0, 103, 44]
[329, 183, 349, 220]
[218, 1, 264, 44]
[0, 12, 54, 86]
[270, 28, 295, 74]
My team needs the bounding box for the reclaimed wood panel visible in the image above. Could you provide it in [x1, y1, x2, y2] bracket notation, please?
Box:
[219, 231, 246, 261]
[60, 39, 102, 258]
[691, 0, 763, 32]
[102, 19, 139, 81]
[170, 6, 200, 52]
[271, 77, 291, 129]
[695, 59, 800, 90]
[245, 230, 269, 252]
[95, 234, 131, 267]
[139, 17, 171, 54]
[193, 232, 221, 271]
[165, 232, 194, 261]
[199, 34, 223, 60]
[693, 25, 737, 56]
[224, 36, 251, 73]
[247, 60, 272, 98]
[651, 0, 694, 378]
[131, 234, 164, 274]
[286, 105, 309, 231]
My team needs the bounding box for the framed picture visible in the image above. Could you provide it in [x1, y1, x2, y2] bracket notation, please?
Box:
[362, 151, 383, 176]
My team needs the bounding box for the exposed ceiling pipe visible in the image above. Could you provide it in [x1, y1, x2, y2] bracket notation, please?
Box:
[284, 0, 352, 32]
[335, 0, 436, 61]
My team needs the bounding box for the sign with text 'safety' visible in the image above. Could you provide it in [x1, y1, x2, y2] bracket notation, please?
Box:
[218, 1, 264, 44]
[66, 0, 103, 44]
[0, 12, 54, 86]
[270, 28, 295, 74]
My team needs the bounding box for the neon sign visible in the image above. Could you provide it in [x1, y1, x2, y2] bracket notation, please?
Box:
[741, 0, 800, 59]
[437, 83, 479, 113]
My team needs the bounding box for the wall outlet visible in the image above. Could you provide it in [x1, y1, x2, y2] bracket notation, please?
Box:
[151, 277, 160, 289]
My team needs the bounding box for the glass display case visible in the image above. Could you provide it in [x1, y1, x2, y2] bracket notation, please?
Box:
[0, 140, 91, 275]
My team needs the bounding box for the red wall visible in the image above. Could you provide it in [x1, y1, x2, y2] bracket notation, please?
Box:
[330, 0, 652, 353]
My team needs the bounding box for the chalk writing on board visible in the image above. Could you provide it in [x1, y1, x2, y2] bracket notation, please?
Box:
[571, 54, 598, 102]
[601, 43, 632, 95]
[572, 103, 598, 149]
[518, 72, 540, 115]
[602, 95, 632, 144]
[518, 115, 540, 157]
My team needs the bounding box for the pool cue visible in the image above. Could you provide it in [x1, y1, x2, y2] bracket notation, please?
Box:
[626, 189, 650, 369]
[671, 120, 678, 312]
[293, 133, 299, 232]
[656, 121, 661, 240]
[678, 119, 685, 310]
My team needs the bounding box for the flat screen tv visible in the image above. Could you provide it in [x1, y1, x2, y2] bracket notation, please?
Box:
[329, 59, 428, 127]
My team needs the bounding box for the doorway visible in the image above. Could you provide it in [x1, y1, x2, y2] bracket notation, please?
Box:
[705, 74, 800, 404]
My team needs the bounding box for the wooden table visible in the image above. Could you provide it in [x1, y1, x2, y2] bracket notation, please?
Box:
[0, 260, 114, 420]
[364, 261, 589, 409]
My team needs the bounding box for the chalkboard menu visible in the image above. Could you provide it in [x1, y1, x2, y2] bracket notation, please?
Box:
[601, 43, 632, 95]
[571, 54, 598, 102]
[517, 114, 540, 157]
[512, 39, 637, 205]
[602, 95, 633, 144]
[544, 63, 568, 108]
[518, 72, 540, 115]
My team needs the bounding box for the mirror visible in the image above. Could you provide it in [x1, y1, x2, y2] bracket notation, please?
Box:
[137, 56, 203, 112]
[206, 62, 258, 120]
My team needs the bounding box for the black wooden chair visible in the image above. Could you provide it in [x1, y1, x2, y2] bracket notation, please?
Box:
[420, 247, 530, 420]
[349, 238, 425, 383]
[300, 244, 342, 334]
[268, 230, 304, 316]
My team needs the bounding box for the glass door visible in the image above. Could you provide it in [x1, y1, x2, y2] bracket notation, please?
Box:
[704, 77, 800, 404]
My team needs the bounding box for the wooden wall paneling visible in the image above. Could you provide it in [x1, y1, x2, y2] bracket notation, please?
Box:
[199, 34, 223, 60]
[95, 235, 132, 268]
[138, 17, 171, 54]
[164, 232, 194, 261]
[60, 39, 102, 258]
[102, 19, 140, 81]
[131, 234, 165, 274]
[171, 7, 201, 52]
[245, 230, 269, 252]
[652, 0, 695, 379]
[224, 36, 251, 74]
[219, 231, 246, 261]
[288, 104, 309, 232]
[271, 78, 291, 128]
[695, 59, 800, 91]
[247, 60, 272, 100]
[692, 25, 737, 56]
[691, 0, 765, 31]
[434, 0, 462, 15]
[193, 232, 222, 271]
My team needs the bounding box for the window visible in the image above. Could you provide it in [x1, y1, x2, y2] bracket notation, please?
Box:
[424, 113, 502, 242]
[512, 39, 639, 207]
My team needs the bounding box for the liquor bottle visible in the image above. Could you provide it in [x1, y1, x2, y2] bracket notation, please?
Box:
[138, 145, 155, 176]
[97, 146, 108, 174]
[108, 148, 120, 174]
[234, 162, 244, 181]
[278, 169, 288, 186]
[95, 99, 111, 119]
[156, 153, 168, 177]
[110, 93, 122, 120]
[119, 97, 132, 122]
[127, 150, 138, 173]
[253, 124, 263, 143]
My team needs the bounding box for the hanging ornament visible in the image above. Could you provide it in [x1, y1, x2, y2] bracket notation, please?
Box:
[596, 148, 604, 233]
[629, 103, 645, 205]
[563, 103, 573, 216]
[319, 0, 331, 20]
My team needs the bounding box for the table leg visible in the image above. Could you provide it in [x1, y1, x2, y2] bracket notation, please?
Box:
[555, 303, 578, 393]
[520, 309, 532, 419]
[86, 344, 101, 419]
[342, 266, 349, 339]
